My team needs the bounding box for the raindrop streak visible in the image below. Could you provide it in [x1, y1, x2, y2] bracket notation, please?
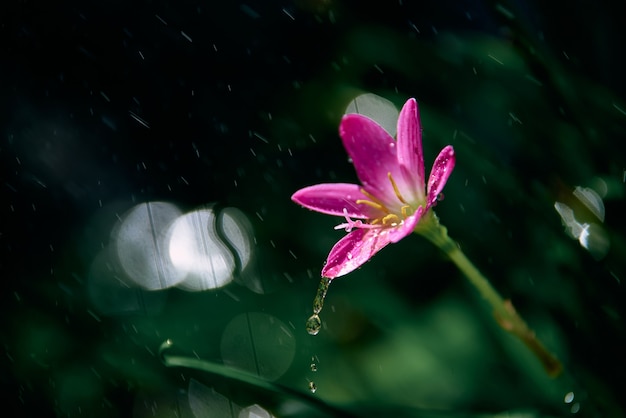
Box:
[305, 277, 330, 336]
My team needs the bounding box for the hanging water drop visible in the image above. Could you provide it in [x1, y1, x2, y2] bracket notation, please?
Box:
[306, 277, 330, 335]
[312, 277, 330, 315]
[306, 314, 322, 335]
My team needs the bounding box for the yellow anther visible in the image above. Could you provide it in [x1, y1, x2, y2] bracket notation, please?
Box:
[400, 205, 412, 218]
[356, 199, 386, 212]
[382, 214, 401, 225]
[387, 172, 408, 204]
[355, 185, 415, 228]
[358, 188, 391, 213]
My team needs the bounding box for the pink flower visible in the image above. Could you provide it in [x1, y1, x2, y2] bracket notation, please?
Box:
[292, 98, 455, 279]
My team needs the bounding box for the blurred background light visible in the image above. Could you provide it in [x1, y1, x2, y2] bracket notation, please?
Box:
[344, 93, 399, 137]
[113, 201, 185, 290]
[218, 207, 253, 273]
[554, 185, 610, 260]
[87, 247, 166, 316]
[168, 208, 237, 291]
[239, 404, 274, 418]
[107, 202, 255, 292]
[572, 186, 605, 222]
[187, 378, 241, 418]
[220, 312, 295, 381]
[218, 207, 274, 294]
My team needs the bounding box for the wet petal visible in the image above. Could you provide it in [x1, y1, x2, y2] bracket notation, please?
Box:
[426, 145, 455, 207]
[340, 114, 403, 205]
[291, 183, 377, 218]
[321, 228, 394, 278]
[396, 98, 425, 202]
[388, 206, 424, 243]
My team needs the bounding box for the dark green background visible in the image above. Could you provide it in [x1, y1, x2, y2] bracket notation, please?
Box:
[2, 0, 625, 416]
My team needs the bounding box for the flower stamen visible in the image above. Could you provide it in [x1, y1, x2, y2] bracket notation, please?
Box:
[355, 199, 387, 212]
[382, 213, 402, 226]
[334, 208, 380, 232]
[387, 172, 408, 204]
[356, 188, 391, 214]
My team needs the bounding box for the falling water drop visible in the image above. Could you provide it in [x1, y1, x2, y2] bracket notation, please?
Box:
[306, 314, 321, 335]
[308, 381, 317, 393]
[312, 277, 330, 315]
[306, 277, 330, 335]
[310, 362, 317, 372]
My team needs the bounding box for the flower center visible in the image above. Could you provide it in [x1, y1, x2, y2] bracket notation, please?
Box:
[335, 172, 416, 232]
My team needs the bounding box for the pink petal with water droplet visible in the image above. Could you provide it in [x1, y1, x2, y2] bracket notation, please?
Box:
[396, 98, 425, 202]
[427, 145, 455, 207]
[321, 227, 394, 278]
[388, 206, 424, 243]
[291, 183, 378, 218]
[340, 114, 404, 206]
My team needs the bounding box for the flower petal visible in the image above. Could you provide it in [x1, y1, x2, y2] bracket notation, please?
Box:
[388, 206, 424, 243]
[321, 228, 394, 279]
[426, 145, 455, 207]
[339, 114, 403, 205]
[396, 98, 425, 202]
[291, 183, 378, 218]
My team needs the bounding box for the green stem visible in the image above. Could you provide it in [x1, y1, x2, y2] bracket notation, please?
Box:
[415, 211, 563, 377]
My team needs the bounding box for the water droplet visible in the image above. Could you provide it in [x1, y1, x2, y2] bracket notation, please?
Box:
[305, 314, 321, 335]
[310, 363, 317, 372]
[308, 381, 317, 393]
[564, 391, 575, 403]
[346, 252, 353, 260]
[312, 277, 330, 315]
[437, 192, 445, 201]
